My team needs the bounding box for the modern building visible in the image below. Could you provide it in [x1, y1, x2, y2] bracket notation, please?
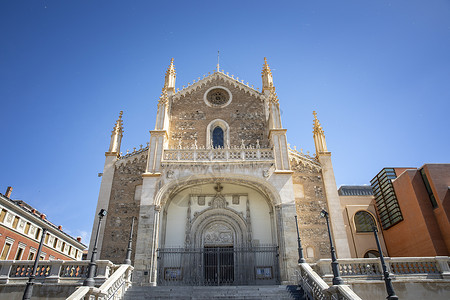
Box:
[0, 187, 86, 261]
[370, 164, 450, 257]
[338, 185, 388, 258]
[89, 58, 353, 285]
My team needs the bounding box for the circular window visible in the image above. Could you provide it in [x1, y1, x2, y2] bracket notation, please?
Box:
[204, 86, 232, 107]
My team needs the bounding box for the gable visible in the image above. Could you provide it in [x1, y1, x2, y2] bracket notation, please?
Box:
[168, 73, 269, 149]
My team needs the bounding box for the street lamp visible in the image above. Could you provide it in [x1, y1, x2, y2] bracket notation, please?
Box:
[294, 215, 306, 263]
[372, 226, 398, 300]
[23, 228, 47, 300]
[124, 217, 135, 265]
[320, 209, 343, 285]
[84, 209, 107, 287]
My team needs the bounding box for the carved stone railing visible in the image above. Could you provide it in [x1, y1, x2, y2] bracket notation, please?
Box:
[314, 256, 450, 282]
[0, 260, 114, 285]
[296, 263, 362, 300]
[162, 147, 274, 162]
[67, 264, 133, 300]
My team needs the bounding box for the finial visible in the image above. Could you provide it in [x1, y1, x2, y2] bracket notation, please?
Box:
[312, 111, 328, 154]
[217, 50, 220, 72]
[164, 58, 176, 92]
[262, 57, 274, 92]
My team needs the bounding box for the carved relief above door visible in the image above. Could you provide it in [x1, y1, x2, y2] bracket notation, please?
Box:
[203, 223, 234, 246]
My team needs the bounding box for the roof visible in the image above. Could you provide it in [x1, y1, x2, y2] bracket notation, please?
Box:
[338, 185, 374, 196]
[0, 193, 87, 249]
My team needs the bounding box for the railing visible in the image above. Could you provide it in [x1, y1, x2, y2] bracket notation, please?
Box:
[157, 245, 279, 286]
[162, 147, 274, 162]
[67, 264, 133, 300]
[0, 260, 114, 285]
[314, 256, 450, 281]
[296, 263, 362, 300]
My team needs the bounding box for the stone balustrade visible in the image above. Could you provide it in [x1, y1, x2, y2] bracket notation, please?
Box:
[314, 256, 450, 282]
[296, 263, 362, 300]
[67, 264, 133, 300]
[163, 147, 274, 162]
[0, 260, 115, 285]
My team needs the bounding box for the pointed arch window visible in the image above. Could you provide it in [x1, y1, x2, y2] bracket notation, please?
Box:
[212, 127, 224, 148]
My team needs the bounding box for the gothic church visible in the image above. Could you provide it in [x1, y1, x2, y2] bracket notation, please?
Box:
[89, 58, 351, 285]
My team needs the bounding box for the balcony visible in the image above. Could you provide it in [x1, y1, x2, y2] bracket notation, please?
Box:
[162, 147, 274, 163]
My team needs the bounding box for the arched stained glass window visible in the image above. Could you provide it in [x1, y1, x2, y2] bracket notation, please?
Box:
[212, 126, 224, 148]
[354, 211, 376, 232]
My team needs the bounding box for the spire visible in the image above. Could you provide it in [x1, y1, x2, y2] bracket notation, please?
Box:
[261, 57, 274, 93]
[107, 111, 124, 155]
[164, 58, 176, 93]
[313, 111, 328, 155]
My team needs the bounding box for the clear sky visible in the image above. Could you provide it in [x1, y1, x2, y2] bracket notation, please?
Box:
[1, 1, 449, 247]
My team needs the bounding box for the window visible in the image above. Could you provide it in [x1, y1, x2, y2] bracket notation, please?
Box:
[44, 233, 50, 244]
[12, 216, 20, 229]
[370, 168, 403, 229]
[15, 247, 24, 260]
[364, 250, 380, 258]
[28, 251, 35, 260]
[61, 242, 66, 252]
[53, 238, 58, 248]
[212, 126, 224, 148]
[35, 228, 41, 240]
[24, 222, 31, 235]
[1, 242, 12, 260]
[354, 211, 376, 232]
[0, 209, 7, 223]
[420, 169, 438, 209]
[206, 119, 229, 149]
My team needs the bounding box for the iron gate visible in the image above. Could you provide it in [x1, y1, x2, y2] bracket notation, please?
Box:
[157, 245, 279, 286]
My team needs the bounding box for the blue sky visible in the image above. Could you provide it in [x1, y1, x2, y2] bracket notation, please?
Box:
[1, 0, 449, 247]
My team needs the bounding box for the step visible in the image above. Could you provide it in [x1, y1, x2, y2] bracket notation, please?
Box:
[123, 285, 304, 300]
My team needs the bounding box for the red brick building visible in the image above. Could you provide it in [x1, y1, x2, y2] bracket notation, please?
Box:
[371, 164, 450, 257]
[0, 188, 86, 261]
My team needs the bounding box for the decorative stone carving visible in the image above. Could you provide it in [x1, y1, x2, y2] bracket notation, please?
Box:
[203, 223, 233, 245]
[232, 195, 240, 205]
[198, 196, 205, 206]
[209, 194, 228, 209]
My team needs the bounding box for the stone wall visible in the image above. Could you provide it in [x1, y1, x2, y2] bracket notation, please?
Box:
[169, 77, 269, 149]
[99, 154, 146, 264]
[290, 156, 330, 261]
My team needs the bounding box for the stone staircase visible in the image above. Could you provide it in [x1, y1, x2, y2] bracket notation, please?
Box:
[123, 285, 304, 299]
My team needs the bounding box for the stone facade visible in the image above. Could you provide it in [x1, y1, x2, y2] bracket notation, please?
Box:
[90, 58, 352, 286]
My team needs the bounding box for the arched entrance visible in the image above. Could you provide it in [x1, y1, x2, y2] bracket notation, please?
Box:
[157, 181, 280, 286]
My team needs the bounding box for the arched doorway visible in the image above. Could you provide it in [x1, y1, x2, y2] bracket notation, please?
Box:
[157, 181, 280, 286]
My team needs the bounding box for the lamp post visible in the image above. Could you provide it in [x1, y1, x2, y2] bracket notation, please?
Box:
[124, 217, 135, 265]
[294, 215, 306, 263]
[84, 209, 107, 287]
[23, 228, 47, 300]
[320, 209, 343, 285]
[372, 226, 398, 300]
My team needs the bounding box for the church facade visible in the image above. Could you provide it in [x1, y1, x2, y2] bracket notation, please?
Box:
[89, 58, 351, 285]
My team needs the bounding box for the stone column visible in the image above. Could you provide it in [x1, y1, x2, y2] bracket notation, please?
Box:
[318, 153, 351, 258]
[133, 175, 161, 285]
[88, 154, 117, 259]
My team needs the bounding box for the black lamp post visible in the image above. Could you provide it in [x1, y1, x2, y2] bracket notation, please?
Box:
[294, 215, 306, 263]
[372, 226, 398, 300]
[23, 228, 47, 300]
[124, 217, 135, 265]
[320, 209, 343, 285]
[84, 209, 107, 287]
